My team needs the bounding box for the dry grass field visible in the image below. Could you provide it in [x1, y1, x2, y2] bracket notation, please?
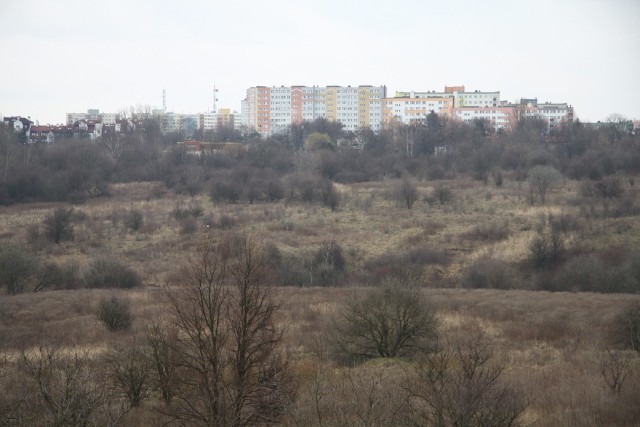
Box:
[1, 177, 639, 426]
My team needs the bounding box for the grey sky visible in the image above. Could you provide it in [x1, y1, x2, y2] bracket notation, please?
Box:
[1, 0, 638, 124]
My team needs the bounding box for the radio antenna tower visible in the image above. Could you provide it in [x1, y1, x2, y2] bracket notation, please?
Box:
[162, 89, 167, 112]
[213, 84, 219, 113]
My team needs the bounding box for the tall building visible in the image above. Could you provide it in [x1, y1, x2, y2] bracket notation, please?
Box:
[197, 109, 240, 131]
[242, 85, 387, 135]
[452, 107, 517, 131]
[66, 109, 118, 125]
[395, 86, 500, 108]
[382, 96, 454, 125]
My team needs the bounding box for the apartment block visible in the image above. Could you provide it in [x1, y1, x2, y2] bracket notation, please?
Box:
[452, 107, 517, 131]
[396, 86, 500, 108]
[382, 96, 453, 125]
[198, 109, 241, 131]
[523, 102, 574, 132]
[242, 85, 387, 135]
[66, 109, 118, 125]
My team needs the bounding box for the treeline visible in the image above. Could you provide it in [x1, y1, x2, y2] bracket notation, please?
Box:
[1, 116, 638, 205]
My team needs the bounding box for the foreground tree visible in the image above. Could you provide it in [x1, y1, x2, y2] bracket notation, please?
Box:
[405, 333, 526, 426]
[19, 344, 126, 426]
[165, 234, 295, 426]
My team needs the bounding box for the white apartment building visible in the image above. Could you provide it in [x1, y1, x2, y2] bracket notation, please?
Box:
[242, 85, 386, 135]
[396, 86, 500, 108]
[452, 107, 516, 131]
[66, 110, 118, 125]
[382, 96, 454, 125]
[523, 102, 574, 131]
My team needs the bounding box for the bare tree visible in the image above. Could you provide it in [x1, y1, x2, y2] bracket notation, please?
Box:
[335, 285, 438, 360]
[146, 323, 179, 403]
[19, 344, 126, 426]
[527, 165, 562, 204]
[405, 333, 526, 427]
[164, 234, 295, 426]
[105, 344, 151, 406]
[398, 178, 419, 210]
[433, 185, 453, 205]
[600, 351, 631, 394]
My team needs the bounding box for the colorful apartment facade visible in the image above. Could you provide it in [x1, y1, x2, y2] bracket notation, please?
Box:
[242, 85, 387, 135]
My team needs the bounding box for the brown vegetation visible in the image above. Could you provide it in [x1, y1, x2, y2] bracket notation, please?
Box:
[1, 117, 640, 424]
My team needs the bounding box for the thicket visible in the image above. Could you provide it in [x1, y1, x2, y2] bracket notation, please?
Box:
[1, 117, 638, 207]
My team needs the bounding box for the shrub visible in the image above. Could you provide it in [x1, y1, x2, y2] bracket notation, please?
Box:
[33, 261, 82, 292]
[363, 247, 450, 285]
[320, 179, 340, 211]
[529, 230, 563, 269]
[464, 220, 510, 242]
[210, 180, 242, 203]
[96, 295, 133, 331]
[461, 256, 516, 289]
[124, 209, 144, 232]
[105, 345, 150, 406]
[43, 207, 75, 244]
[312, 241, 346, 286]
[614, 303, 640, 352]
[406, 333, 526, 426]
[266, 180, 284, 202]
[550, 254, 610, 292]
[84, 257, 141, 289]
[397, 178, 419, 210]
[179, 217, 198, 234]
[433, 185, 453, 205]
[0, 244, 37, 295]
[527, 165, 562, 204]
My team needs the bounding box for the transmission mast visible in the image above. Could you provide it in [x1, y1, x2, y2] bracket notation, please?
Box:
[162, 89, 167, 112]
[213, 84, 219, 113]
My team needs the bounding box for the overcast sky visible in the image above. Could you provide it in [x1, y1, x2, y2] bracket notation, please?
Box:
[1, 0, 638, 124]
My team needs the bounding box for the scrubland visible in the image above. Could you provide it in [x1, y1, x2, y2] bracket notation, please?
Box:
[2, 118, 640, 425]
[1, 175, 639, 426]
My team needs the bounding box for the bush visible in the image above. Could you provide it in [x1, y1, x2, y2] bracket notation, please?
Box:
[33, 261, 82, 292]
[397, 178, 419, 209]
[615, 303, 640, 352]
[43, 207, 75, 244]
[529, 230, 563, 269]
[0, 244, 37, 295]
[363, 247, 450, 285]
[105, 345, 150, 406]
[179, 216, 198, 234]
[461, 256, 516, 289]
[527, 165, 562, 204]
[433, 185, 453, 205]
[312, 241, 346, 286]
[464, 220, 510, 242]
[210, 180, 242, 203]
[406, 333, 526, 426]
[96, 295, 133, 331]
[335, 285, 438, 361]
[84, 257, 141, 289]
[124, 209, 144, 232]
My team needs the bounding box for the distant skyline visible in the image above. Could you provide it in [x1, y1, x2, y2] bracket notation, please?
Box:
[1, 0, 638, 125]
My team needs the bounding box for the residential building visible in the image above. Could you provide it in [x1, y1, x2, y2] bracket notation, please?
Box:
[66, 109, 119, 125]
[242, 85, 387, 135]
[452, 107, 516, 131]
[523, 102, 574, 131]
[395, 86, 500, 108]
[3, 116, 34, 142]
[382, 96, 453, 125]
[197, 109, 240, 132]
